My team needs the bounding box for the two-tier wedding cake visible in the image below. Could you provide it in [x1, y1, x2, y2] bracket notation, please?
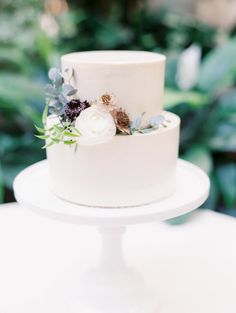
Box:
[40, 50, 180, 207]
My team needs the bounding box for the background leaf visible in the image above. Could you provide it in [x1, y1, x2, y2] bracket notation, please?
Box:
[181, 145, 213, 174]
[198, 39, 236, 92]
[164, 88, 209, 109]
[0, 162, 3, 203]
[0, 73, 43, 125]
[216, 164, 236, 209]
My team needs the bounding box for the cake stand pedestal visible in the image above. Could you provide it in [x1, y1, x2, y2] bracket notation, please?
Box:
[13, 159, 210, 313]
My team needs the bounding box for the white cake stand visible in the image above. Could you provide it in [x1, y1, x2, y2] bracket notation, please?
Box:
[13, 159, 209, 313]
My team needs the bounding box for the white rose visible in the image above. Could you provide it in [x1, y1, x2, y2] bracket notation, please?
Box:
[75, 107, 116, 146]
[176, 44, 201, 91]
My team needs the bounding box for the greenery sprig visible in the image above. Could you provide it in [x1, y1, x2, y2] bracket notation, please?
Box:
[45, 68, 77, 116]
[130, 112, 168, 134]
[36, 67, 169, 148]
[35, 122, 80, 149]
[36, 68, 81, 148]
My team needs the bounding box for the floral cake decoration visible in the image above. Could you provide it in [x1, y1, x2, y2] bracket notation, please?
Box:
[36, 68, 169, 148]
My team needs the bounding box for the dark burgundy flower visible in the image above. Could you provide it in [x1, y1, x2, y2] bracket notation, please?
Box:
[65, 99, 90, 122]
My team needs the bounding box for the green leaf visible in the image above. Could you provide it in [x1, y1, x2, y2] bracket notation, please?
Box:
[198, 39, 236, 92]
[208, 125, 236, 152]
[181, 145, 213, 174]
[70, 126, 80, 134]
[34, 125, 46, 133]
[42, 101, 49, 125]
[52, 124, 64, 131]
[0, 161, 4, 203]
[164, 88, 209, 109]
[35, 134, 49, 140]
[51, 138, 60, 144]
[0, 73, 43, 125]
[63, 140, 77, 145]
[35, 30, 55, 65]
[0, 47, 31, 74]
[216, 163, 236, 208]
[42, 141, 54, 149]
[63, 131, 80, 137]
[204, 174, 220, 210]
[165, 55, 178, 88]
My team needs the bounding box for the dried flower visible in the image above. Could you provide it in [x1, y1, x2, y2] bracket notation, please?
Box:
[65, 99, 90, 122]
[98, 93, 117, 112]
[112, 109, 130, 135]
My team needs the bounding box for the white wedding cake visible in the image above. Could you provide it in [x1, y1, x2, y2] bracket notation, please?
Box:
[42, 51, 180, 207]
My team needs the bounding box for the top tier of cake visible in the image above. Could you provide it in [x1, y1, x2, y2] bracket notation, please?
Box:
[61, 51, 166, 120]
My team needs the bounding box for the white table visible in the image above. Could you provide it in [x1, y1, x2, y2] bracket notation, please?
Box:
[0, 203, 235, 313]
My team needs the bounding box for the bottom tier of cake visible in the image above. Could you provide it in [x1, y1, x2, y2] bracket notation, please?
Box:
[46, 112, 180, 207]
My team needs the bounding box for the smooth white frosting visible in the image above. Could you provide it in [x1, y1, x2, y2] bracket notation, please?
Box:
[61, 51, 166, 122]
[46, 51, 180, 207]
[46, 112, 180, 207]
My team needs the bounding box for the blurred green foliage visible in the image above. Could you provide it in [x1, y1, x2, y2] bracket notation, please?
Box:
[0, 0, 235, 213]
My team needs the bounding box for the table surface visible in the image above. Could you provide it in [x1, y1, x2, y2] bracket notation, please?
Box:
[0, 203, 236, 313]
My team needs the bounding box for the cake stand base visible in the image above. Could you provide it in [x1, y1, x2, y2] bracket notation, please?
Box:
[66, 227, 159, 313]
[13, 159, 210, 313]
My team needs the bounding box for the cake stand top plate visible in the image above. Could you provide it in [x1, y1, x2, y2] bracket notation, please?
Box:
[13, 159, 210, 226]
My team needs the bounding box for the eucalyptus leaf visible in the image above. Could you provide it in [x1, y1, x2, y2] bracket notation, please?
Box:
[49, 98, 61, 108]
[49, 106, 64, 116]
[48, 68, 62, 82]
[149, 115, 165, 128]
[62, 84, 77, 96]
[59, 94, 68, 106]
[131, 112, 145, 130]
[44, 84, 57, 97]
[139, 128, 153, 134]
[49, 67, 64, 87]
[54, 76, 64, 88]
